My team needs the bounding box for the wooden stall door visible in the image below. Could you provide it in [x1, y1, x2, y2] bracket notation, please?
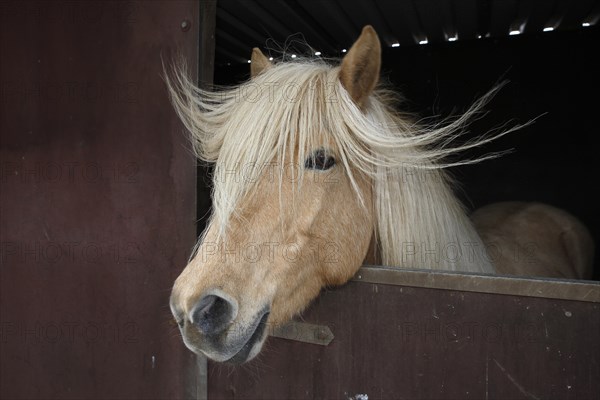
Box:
[209, 279, 600, 399]
[1, 1, 202, 398]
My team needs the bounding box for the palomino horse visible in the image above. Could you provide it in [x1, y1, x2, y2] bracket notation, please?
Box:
[168, 26, 594, 364]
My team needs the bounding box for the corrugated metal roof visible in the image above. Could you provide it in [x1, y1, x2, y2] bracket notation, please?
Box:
[215, 0, 600, 65]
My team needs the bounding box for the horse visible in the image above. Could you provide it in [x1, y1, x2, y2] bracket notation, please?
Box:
[167, 26, 594, 364]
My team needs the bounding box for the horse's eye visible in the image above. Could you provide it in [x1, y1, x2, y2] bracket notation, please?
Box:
[305, 149, 335, 170]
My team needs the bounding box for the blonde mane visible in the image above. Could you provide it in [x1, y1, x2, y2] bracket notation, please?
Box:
[166, 58, 522, 274]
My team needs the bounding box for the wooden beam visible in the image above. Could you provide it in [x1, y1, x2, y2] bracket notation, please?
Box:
[199, 0, 216, 88]
[454, 0, 479, 40]
[490, 0, 518, 37]
[376, 0, 422, 45]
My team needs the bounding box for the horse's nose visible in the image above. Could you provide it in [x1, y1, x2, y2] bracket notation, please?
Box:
[191, 293, 237, 336]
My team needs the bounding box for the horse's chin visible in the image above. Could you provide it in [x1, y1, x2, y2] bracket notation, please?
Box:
[224, 311, 270, 364]
[183, 310, 270, 364]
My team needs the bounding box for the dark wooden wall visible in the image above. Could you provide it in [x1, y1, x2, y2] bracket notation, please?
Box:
[1, 1, 199, 398]
[209, 280, 600, 399]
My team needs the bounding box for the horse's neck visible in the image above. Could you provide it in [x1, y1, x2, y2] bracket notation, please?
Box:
[375, 166, 495, 274]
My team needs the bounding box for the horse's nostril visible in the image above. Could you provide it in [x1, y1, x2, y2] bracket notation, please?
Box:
[191, 294, 235, 336]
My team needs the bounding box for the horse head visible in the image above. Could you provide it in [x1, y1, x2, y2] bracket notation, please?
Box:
[169, 26, 382, 363]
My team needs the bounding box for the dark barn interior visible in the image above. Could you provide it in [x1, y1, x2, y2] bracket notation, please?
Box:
[210, 0, 600, 279]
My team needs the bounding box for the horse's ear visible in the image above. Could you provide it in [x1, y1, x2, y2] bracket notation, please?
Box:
[339, 25, 381, 107]
[250, 48, 272, 78]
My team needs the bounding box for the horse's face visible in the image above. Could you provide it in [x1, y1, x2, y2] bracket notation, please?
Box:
[171, 148, 373, 363]
[170, 26, 381, 363]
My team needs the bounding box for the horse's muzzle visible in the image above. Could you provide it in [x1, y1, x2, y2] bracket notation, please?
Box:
[171, 290, 270, 364]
